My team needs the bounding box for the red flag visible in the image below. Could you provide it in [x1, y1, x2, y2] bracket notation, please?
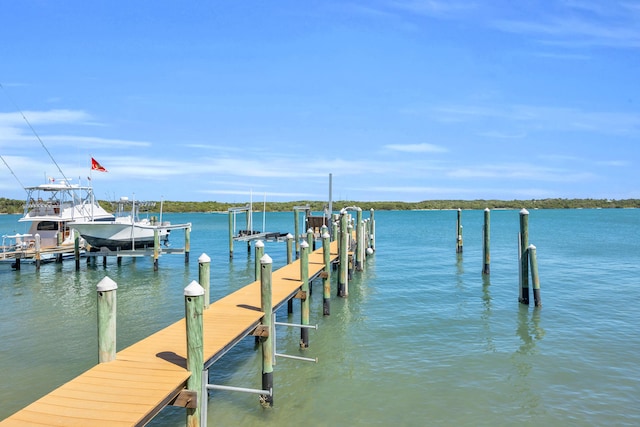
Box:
[91, 157, 108, 172]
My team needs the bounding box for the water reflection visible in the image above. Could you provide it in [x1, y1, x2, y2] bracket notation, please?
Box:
[481, 275, 495, 352]
[455, 252, 464, 276]
[510, 306, 546, 414]
[516, 306, 545, 356]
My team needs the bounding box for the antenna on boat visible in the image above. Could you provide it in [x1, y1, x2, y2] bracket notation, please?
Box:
[0, 82, 70, 183]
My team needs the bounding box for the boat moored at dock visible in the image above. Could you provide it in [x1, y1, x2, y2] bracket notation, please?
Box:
[1, 180, 113, 266]
[71, 197, 189, 251]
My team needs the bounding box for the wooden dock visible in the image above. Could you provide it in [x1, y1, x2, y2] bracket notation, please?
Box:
[0, 241, 339, 427]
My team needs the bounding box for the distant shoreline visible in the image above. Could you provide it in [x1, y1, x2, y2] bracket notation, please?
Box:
[2, 197, 638, 214]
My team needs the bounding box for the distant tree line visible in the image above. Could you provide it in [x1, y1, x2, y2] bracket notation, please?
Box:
[1, 197, 638, 215]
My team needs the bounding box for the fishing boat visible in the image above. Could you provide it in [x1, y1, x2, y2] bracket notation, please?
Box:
[0, 179, 115, 266]
[70, 197, 175, 251]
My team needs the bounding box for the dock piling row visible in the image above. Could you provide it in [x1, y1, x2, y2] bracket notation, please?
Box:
[2, 204, 379, 426]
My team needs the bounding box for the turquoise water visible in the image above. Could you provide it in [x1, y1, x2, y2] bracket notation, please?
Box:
[1, 209, 639, 426]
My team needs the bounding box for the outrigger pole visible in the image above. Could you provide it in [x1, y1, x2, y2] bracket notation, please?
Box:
[0, 154, 27, 193]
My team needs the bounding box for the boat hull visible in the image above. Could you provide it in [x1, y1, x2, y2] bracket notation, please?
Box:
[71, 222, 169, 251]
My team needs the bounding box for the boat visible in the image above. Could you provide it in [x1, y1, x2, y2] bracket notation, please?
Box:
[1, 179, 115, 266]
[70, 197, 174, 251]
[19, 180, 115, 246]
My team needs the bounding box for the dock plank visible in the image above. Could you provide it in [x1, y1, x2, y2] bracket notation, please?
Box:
[1, 241, 338, 426]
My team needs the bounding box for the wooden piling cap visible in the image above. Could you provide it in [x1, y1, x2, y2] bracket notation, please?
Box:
[97, 276, 118, 292]
[286, 233, 293, 239]
[485, 207, 490, 212]
[184, 280, 205, 297]
[260, 254, 273, 264]
[528, 244, 536, 250]
[520, 208, 529, 215]
[198, 253, 211, 263]
[300, 240, 309, 249]
[322, 232, 330, 239]
[255, 240, 265, 248]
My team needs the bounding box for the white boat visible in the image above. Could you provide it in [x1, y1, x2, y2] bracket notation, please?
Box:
[70, 197, 173, 251]
[1, 180, 115, 266]
[19, 180, 115, 246]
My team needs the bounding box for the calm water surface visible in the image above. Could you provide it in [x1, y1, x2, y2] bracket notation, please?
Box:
[1, 209, 639, 426]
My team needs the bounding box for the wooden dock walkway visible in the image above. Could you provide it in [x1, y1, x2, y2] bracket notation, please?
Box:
[1, 241, 339, 427]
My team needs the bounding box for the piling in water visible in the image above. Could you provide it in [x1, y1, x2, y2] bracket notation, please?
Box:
[355, 208, 363, 270]
[322, 227, 331, 316]
[307, 228, 314, 251]
[260, 254, 274, 406]
[528, 244, 542, 307]
[338, 211, 349, 297]
[286, 234, 293, 264]
[198, 253, 211, 309]
[97, 276, 117, 363]
[369, 208, 376, 252]
[74, 231, 81, 271]
[286, 234, 294, 314]
[228, 210, 234, 259]
[456, 209, 463, 253]
[56, 232, 63, 263]
[519, 209, 530, 305]
[294, 208, 301, 258]
[184, 226, 191, 264]
[300, 241, 310, 348]
[153, 229, 160, 271]
[184, 280, 205, 426]
[483, 208, 491, 275]
[254, 240, 264, 282]
[35, 234, 41, 271]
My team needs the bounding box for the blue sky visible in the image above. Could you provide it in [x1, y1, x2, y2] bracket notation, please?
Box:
[1, 1, 639, 202]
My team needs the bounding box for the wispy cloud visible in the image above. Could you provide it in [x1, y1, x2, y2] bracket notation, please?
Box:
[478, 130, 527, 139]
[370, 185, 472, 194]
[431, 104, 640, 136]
[490, 1, 640, 49]
[384, 143, 447, 153]
[596, 159, 630, 167]
[47, 135, 151, 148]
[386, 0, 478, 17]
[368, 1, 640, 50]
[199, 189, 313, 198]
[446, 162, 597, 183]
[0, 109, 93, 126]
[0, 108, 151, 151]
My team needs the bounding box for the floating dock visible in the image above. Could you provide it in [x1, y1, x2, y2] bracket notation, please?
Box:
[0, 241, 340, 427]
